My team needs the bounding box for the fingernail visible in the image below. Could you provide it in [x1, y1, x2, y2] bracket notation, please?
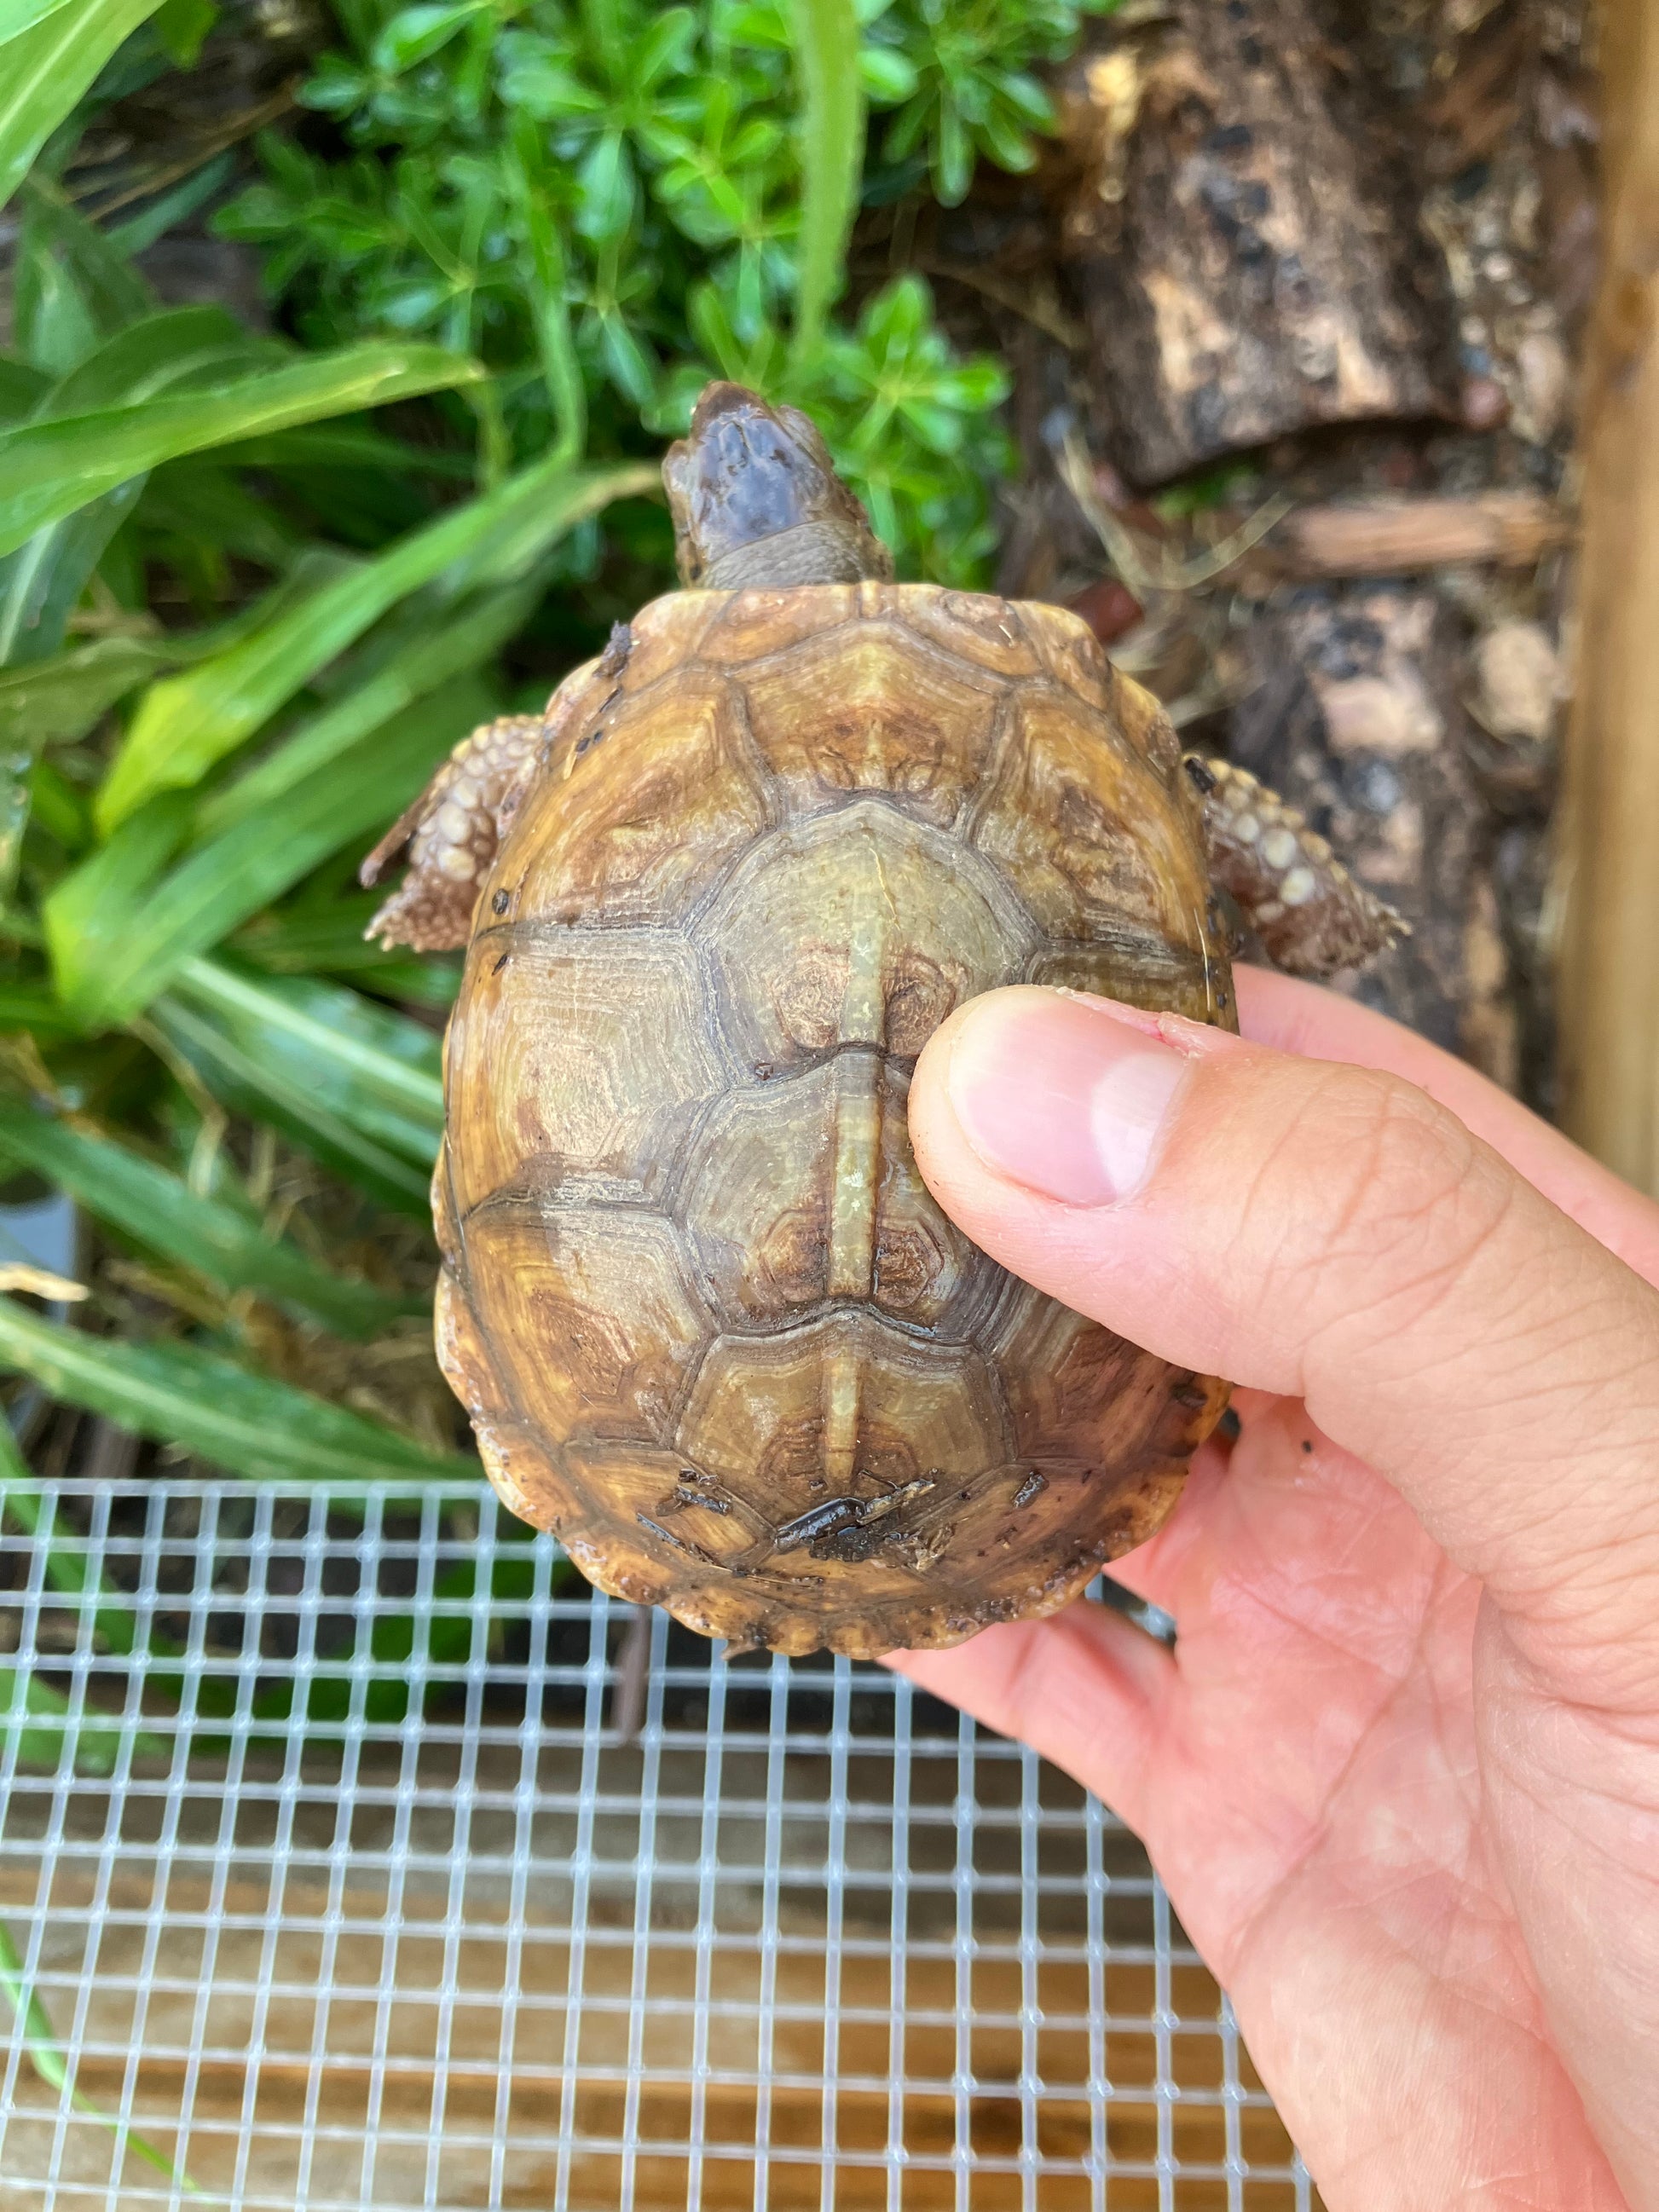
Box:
[945, 990, 1188, 1206]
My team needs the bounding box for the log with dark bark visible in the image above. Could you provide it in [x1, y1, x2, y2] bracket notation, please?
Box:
[1056, 0, 1457, 485]
[1227, 584, 1514, 1083]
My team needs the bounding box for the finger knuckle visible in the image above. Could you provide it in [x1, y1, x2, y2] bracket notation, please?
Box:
[1240, 1065, 1513, 1340]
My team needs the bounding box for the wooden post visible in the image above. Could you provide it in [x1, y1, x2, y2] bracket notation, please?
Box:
[1557, 3, 1659, 1189]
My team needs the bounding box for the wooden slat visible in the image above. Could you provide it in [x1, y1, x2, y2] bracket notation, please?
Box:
[1556, 0, 1659, 1186]
[0, 1868, 1303, 2208]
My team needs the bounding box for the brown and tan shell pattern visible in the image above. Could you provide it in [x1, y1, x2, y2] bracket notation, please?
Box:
[436, 581, 1235, 1656]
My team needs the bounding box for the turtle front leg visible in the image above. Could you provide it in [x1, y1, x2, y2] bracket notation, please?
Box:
[362, 623, 633, 952]
[1184, 756, 1408, 980]
[361, 714, 547, 951]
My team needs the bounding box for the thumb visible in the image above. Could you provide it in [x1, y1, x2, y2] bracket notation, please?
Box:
[909, 986, 1659, 1690]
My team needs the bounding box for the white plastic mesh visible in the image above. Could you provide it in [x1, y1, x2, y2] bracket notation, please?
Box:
[0, 1477, 1312, 2209]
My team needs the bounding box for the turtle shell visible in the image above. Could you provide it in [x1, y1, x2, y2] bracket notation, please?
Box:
[436, 581, 1234, 1656]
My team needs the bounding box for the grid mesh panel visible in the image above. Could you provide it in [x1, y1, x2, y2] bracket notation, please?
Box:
[0, 1478, 1311, 2209]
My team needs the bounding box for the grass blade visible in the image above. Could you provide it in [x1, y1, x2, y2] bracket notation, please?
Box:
[0, 482, 145, 672]
[0, 1297, 471, 1483]
[0, 343, 483, 563]
[171, 959, 443, 1134]
[0, 1100, 413, 1335]
[50, 667, 495, 1025]
[147, 962, 442, 1211]
[97, 454, 653, 829]
[0, 0, 164, 213]
[144, 996, 436, 1215]
[0, 1922, 210, 2193]
[197, 593, 525, 835]
[789, 0, 864, 360]
[0, 0, 82, 37]
[234, 896, 461, 1008]
[0, 635, 190, 749]
[42, 793, 189, 1005]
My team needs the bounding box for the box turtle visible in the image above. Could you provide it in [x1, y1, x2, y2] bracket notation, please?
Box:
[364, 384, 1401, 1657]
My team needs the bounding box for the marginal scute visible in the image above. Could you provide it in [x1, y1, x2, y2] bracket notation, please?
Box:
[442, 580, 1234, 1655]
[1018, 600, 1118, 715]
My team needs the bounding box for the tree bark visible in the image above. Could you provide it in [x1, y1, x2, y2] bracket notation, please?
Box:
[1228, 586, 1512, 1078]
[1057, 0, 1456, 485]
[1555, 0, 1659, 1193]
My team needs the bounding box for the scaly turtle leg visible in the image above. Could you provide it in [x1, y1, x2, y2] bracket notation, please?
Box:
[361, 714, 547, 952]
[1185, 755, 1408, 980]
[361, 622, 634, 952]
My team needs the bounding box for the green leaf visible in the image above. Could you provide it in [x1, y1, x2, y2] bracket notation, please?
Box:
[13, 181, 155, 370]
[198, 596, 523, 836]
[0, 0, 165, 214]
[371, 0, 485, 72]
[0, 485, 145, 672]
[55, 664, 500, 1025]
[0, 1296, 471, 1484]
[106, 151, 234, 257]
[0, 361, 51, 423]
[96, 454, 653, 831]
[43, 792, 190, 1001]
[235, 895, 461, 1006]
[789, 0, 864, 360]
[153, 0, 216, 63]
[0, 980, 78, 1035]
[148, 960, 442, 1212]
[0, 1100, 413, 1335]
[174, 957, 442, 1130]
[0, 342, 483, 565]
[0, 552, 359, 751]
[0, 0, 79, 35]
[39, 304, 269, 417]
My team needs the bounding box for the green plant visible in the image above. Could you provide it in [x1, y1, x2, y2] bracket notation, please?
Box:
[214, 0, 1027, 580]
[863, 0, 1116, 207]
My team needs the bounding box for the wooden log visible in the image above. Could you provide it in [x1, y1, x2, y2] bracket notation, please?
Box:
[1056, 0, 1455, 485]
[1555, 0, 1659, 1192]
[1228, 586, 1514, 1080]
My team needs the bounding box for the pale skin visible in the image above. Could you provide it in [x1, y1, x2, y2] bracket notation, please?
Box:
[894, 968, 1659, 2212]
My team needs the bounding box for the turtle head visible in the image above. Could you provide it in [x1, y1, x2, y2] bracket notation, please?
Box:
[663, 382, 893, 590]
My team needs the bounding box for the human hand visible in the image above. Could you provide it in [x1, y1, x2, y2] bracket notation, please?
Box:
[893, 970, 1659, 2212]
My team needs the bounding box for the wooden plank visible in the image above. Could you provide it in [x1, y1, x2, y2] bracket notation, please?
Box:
[1556, 0, 1659, 1187]
[0, 1868, 1302, 2208]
